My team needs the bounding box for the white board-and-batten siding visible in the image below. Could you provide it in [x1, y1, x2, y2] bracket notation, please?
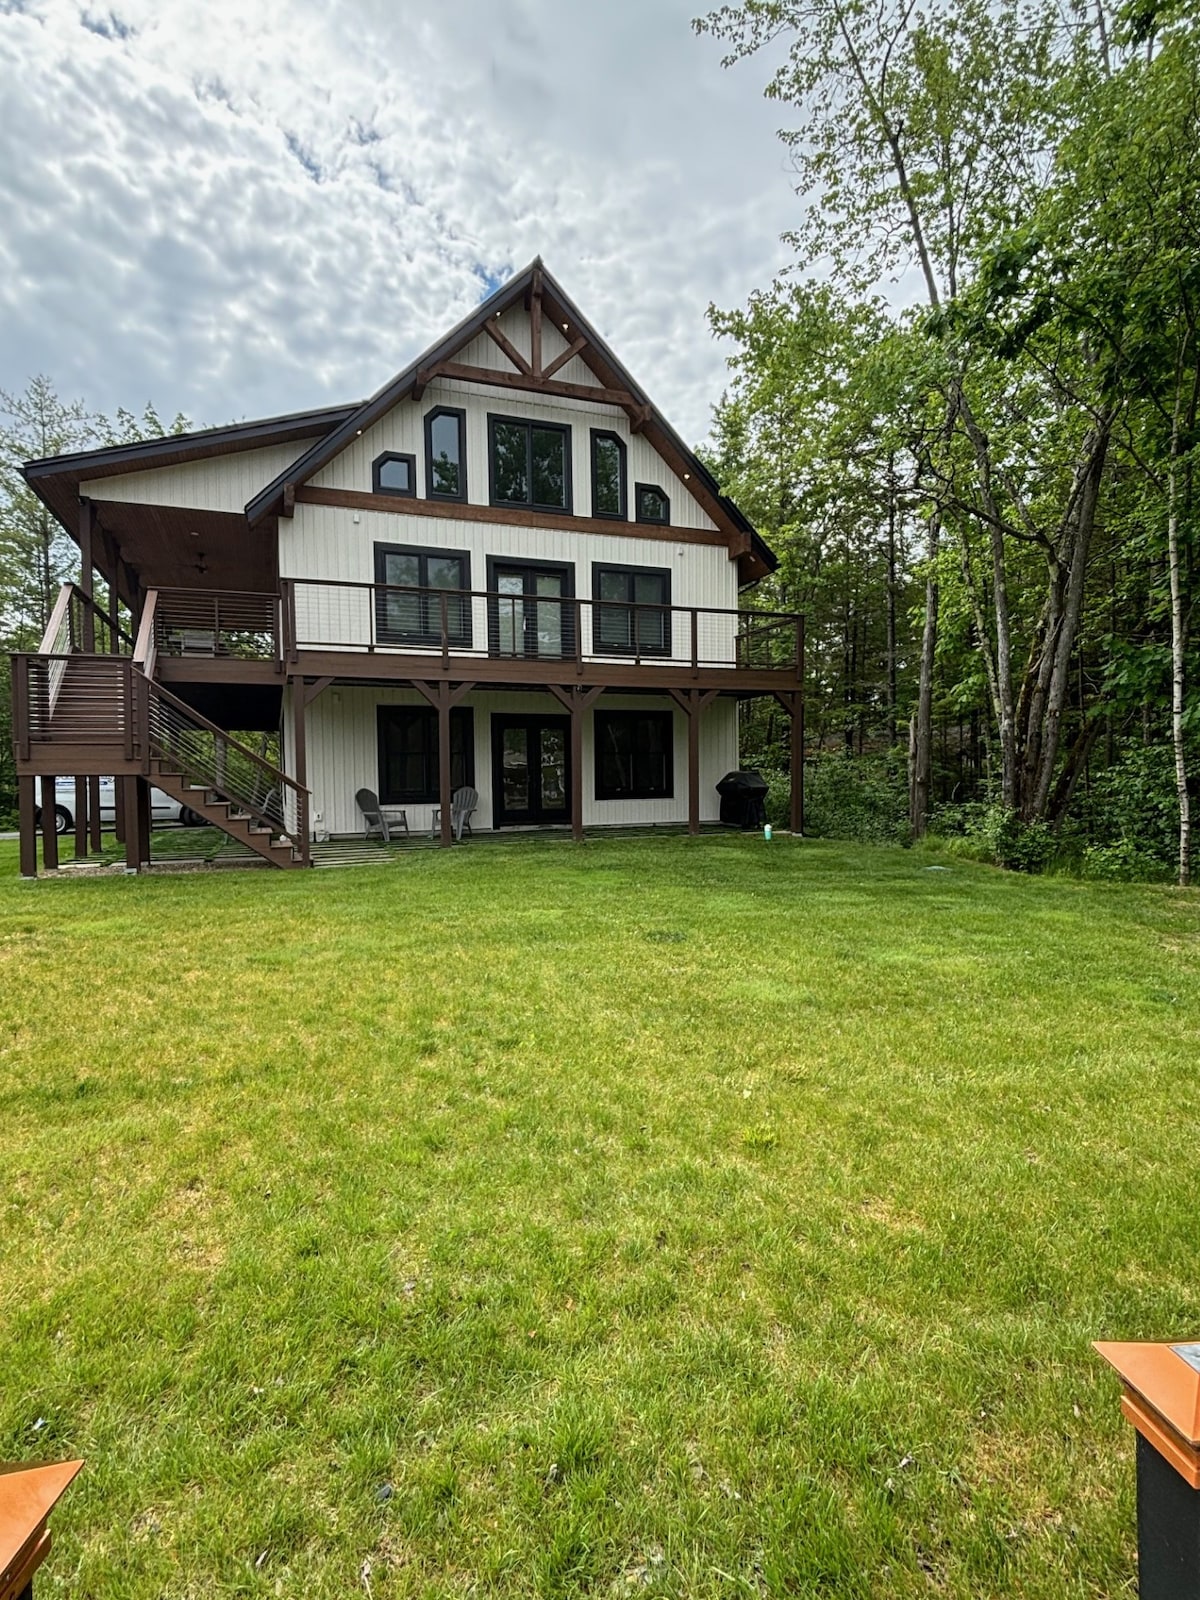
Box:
[80, 440, 322, 515]
[284, 685, 738, 838]
[307, 376, 719, 532]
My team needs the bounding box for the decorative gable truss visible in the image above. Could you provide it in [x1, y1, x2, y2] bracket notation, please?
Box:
[247, 260, 774, 584]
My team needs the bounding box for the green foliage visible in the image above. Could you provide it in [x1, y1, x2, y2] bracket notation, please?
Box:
[796, 753, 910, 844]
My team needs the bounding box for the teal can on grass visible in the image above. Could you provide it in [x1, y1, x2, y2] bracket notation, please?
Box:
[764, 824, 772, 841]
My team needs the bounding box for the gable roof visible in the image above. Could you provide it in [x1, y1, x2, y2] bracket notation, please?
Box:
[246, 259, 776, 583]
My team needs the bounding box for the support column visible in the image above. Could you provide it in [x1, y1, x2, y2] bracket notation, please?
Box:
[18, 776, 37, 879]
[74, 777, 88, 859]
[88, 776, 102, 852]
[411, 680, 475, 846]
[136, 778, 152, 865]
[40, 776, 59, 871]
[122, 776, 140, 871]
[670, 689, 718, 836]
[78, 500, 96, 644]
[549, 684, 603, 842]
[110, 570, 125, 845]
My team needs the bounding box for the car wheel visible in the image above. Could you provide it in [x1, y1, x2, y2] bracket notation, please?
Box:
[34, 805, 73, 835]
[179, 806, 203, 828]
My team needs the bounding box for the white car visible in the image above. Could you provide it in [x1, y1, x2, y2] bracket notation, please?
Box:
[34, 777, 202, 835]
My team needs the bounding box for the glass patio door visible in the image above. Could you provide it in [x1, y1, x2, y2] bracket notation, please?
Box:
[490, 563, 572, 659]
[491, 715, 571, 826]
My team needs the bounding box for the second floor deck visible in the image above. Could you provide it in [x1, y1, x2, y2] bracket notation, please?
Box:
[143, 580, 803, 691]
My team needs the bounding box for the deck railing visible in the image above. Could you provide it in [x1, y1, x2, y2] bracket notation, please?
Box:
[152, 588, 281, 663]
[272, 578, 802, 677]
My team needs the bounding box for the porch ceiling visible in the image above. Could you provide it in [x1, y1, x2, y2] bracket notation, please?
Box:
[90, 501, 276, 593]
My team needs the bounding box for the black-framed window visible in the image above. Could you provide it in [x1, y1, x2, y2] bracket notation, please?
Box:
[488, 414, 572, 513]
[634, 483, 670, 525]
[592, 563, 671, 657]
[425, 407, 467, 501]
[378, 705, 474, 803]
[594, 710, 674, 801]
[372, 451, 417, 498]
[374, 543, 471, 646]
[591, 430, 626, 520]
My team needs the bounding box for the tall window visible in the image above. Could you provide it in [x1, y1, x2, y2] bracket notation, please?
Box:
[592, 564, 671, 656]
[591, 430, 626, 519]
[374, 544, 471, 646]
[634, 483, 670, 525]
[372, 451, 416, 498]
[488, 415, 572, 513]
[424, 407, 467, 501]
[378, 706, 474, 803]
[594, 710, 674, 801]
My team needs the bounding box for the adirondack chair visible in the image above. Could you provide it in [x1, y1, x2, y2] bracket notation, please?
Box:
[431, 785, 478, 842]
[356, 787, 408, 844]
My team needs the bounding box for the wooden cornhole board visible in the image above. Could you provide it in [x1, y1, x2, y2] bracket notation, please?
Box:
[0, 1461, 83, 1600]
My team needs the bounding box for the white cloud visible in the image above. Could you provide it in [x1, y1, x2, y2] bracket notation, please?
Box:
[0, 0, 799, 443]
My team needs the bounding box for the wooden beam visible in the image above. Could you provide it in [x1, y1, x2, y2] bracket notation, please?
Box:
[79, 499, 96, 652]
[18, 775, 37, 878]
[667, 689, 720, 835]
[432, 361, 640, 411]
[411, 368, 436, 402]
[281, 483, 296, 519]
[88, 775, 102, 853]
[136, 776, 152, 864]
[74, 777, 88, 859]
[294, 485, 727, 550]
[542, 336, 587, 381]
[122, 776, 140, 871]
[484, 319, 533, 376]
[530, 268, 543, 376]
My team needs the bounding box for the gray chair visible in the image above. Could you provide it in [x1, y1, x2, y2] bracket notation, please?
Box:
[431, 785, 478, 841]
[356, 787, 408, 844]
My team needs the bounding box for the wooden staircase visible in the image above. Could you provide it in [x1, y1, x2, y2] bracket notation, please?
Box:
[150, 765, 304, 867]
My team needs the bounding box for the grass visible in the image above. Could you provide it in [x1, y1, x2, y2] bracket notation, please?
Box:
[2, 833, 1198, 1598]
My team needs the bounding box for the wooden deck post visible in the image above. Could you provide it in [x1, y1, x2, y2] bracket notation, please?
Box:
[437, 684, 452, 846]
[74, 776, 88, 858]
[670, 689, 718, 836]
[18, 775, 37, 878]
[40, 775, 59, 871]
[548, 684, 603, 842]
[122, 776, 140, 871]
[136, 777, 152, 865]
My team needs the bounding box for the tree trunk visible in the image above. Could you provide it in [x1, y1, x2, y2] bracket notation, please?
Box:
[1168, 395, 1190, 886]
[911, 507, 940, 837]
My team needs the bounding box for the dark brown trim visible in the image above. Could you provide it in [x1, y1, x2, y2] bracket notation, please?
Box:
[372, 451, 417, 498]
[434, 360, 637, 411]
[424, 406, 468, 503]
[293, 484, 728, 549]
[484, 318, 533, 376]
[486, 412, 573, 515]
[18, 775, 37, 877]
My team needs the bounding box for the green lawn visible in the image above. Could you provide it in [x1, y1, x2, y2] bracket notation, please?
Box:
[2, 835, 1197, 1598]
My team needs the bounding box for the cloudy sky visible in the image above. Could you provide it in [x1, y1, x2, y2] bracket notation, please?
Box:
[0, 0, 800, 447]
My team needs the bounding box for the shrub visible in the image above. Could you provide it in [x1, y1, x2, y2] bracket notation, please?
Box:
[797, 753, 910, 844]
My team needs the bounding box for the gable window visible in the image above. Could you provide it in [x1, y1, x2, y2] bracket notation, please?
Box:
[634, 483, 670, 526]
[425, 407, 467, 501]
[592, 563, 671, 657]
[374, 543, 471, 647]
[372, 451, 416, 498]
[594, 709, 674, 801]
[488, 415, 572, 513]
[378, 705, 474, 803]
[591, 430, 626, 520]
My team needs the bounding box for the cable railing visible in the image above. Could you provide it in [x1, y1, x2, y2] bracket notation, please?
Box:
[152, 588, 280, 663]
[279, 578, 803, 677]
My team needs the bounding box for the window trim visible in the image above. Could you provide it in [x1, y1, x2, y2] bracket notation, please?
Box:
[487, 412, 573, 514]
[634, 482, 671, 526]
[593, 708, 675, 802]
[377, 703, 475, 805]
[371, 450, 417, 499]
[424, 406, 468, 503]
[373, 542, 473, 648]
[591, 561, 672, 658]
[590, 429, 627, 521]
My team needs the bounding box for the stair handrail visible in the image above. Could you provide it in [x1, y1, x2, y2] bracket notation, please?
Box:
[39, 583, 75, 656]
[133, 589, 158, 680]
[142, 673, 309, 855]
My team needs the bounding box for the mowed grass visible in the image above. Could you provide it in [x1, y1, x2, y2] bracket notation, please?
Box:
[2, 835, 1198, 1599]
